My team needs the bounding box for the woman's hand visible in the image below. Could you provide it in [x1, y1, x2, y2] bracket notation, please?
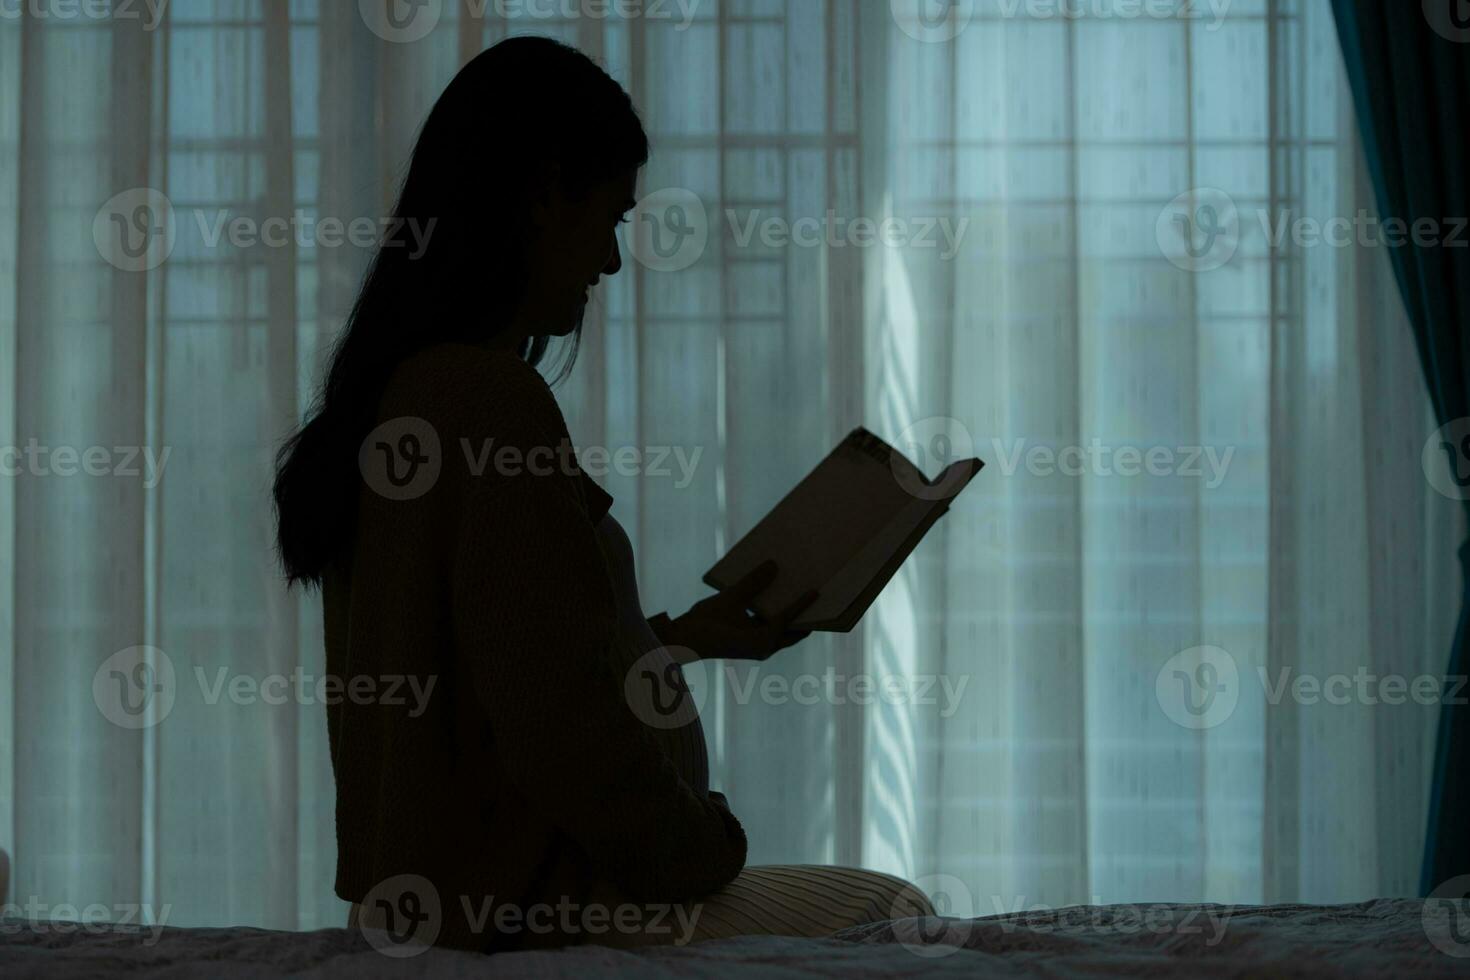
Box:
[651, 560, 818, 662]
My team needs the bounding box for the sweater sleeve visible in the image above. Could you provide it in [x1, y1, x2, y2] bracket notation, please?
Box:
[451, 404, 746, 903]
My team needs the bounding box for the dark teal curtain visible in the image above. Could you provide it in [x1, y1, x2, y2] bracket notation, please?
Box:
[1330, 0, 1470, 895]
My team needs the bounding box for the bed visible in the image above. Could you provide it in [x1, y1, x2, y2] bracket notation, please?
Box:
[3, 899, 1469, 978]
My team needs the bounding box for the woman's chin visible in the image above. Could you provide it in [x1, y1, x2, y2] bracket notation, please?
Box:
[538, 309, 584, 339]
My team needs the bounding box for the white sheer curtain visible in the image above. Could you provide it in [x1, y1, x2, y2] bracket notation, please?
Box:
[0, 0, 1459, 931]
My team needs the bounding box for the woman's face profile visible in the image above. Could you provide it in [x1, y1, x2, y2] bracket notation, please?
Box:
[523, 168, 640, 337]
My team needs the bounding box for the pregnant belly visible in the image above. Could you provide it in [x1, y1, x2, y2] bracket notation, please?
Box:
[613, 616, 711, 797]
[595, 514, 710, 796]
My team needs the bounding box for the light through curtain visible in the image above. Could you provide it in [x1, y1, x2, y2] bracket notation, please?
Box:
[0, 0, 1458, 930]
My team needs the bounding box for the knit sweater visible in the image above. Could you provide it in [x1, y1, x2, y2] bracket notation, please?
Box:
[321, 342, 747, 952]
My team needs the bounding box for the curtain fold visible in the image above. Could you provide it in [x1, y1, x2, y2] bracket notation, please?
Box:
[1328, 0, 1470, 896]
[0, 0, 1459, 930]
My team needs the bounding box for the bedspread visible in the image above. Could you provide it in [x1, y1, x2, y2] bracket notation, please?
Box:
[3, 899, 1469, 978]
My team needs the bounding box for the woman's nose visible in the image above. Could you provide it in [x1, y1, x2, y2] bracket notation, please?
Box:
[603, 237, 622, 277]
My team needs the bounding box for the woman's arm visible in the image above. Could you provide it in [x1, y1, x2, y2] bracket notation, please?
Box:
[452, 411, 745, 904]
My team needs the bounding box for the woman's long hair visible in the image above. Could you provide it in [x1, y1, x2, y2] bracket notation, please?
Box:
[273, 36, 648, 588]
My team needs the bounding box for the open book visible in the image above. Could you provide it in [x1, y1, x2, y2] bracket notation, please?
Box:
[703, 428, 984, 633]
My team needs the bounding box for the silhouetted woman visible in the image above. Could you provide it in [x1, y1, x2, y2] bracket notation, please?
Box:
[273, 35, 933, 953]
